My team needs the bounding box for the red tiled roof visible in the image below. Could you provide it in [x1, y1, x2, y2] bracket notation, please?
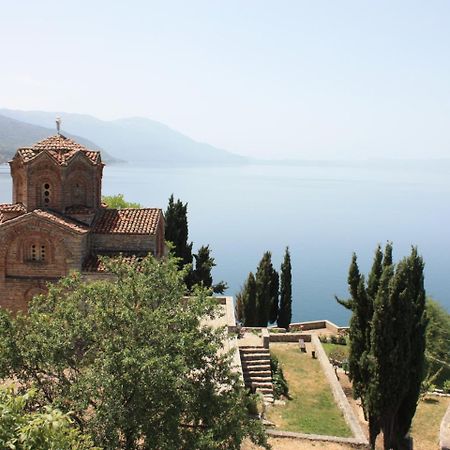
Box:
[16, 134, 101, 165]
[0, 203, 26, 213]
[0, 203, 27, 223]
[91, 208, 162, 235]
[33, 209, 89, 233]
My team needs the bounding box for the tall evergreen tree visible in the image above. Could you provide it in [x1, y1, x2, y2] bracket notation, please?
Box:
[243, 273, 257, 327]
[192, 245, 228, 294]
[277, 247, 292, 329]
[269, 267, 279, 324]
[255, 252, 277, 327]
[165, 194, 193, 268]
[339, 244, 427, 450]
[235, 290, 245, 324]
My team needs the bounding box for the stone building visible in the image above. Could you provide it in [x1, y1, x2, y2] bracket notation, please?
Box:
[0, 134, 165, 313]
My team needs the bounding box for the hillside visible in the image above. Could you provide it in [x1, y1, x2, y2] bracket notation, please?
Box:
[0, 109, 247, 165]
[0, 114, 116, 164]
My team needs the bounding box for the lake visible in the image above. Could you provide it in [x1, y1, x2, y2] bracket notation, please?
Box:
[1, 161, 449, 325]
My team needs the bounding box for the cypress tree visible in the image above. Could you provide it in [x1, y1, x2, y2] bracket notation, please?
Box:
[340, 244, 427, 450]
[277, 247, 292, 329]
[269, 267, 279, 324]
[235, 290, 245, 324]
[165, 194, 193, 269]
[192, 245, 228, 294]
[243, 273, 257, 327]
[255, 252, 276, 327]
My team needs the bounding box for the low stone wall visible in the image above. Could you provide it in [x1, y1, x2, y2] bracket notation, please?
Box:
[441, 403, 450, 450]
[312, 334, 368, 444]
[267, 429, 369, 448]
[269, 332, 311, 343]
[290, 320, 349, 334]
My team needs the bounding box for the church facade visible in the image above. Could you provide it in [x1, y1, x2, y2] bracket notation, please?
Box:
[0, 134, 165, 313]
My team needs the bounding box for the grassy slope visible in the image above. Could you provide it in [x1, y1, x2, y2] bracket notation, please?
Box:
[266, 343, 352, 437]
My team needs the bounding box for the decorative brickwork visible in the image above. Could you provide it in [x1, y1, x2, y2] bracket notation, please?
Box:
[0, 134, 166, 312]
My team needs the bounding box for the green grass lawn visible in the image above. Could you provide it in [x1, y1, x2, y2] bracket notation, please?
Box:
[266, 343, 352, 437]
[322, 343, 349, 359]
[411, 396, 450, 450]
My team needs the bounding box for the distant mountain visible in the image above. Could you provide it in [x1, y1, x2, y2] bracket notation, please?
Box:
[0, 114, 116, 164]
[0, 109, 247, 165]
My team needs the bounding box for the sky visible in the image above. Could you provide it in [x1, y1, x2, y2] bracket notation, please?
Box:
[1, 1, 450, 160]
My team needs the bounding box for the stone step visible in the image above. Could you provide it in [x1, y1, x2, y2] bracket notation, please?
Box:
[240, 353, 271, 361]
[242, 360, 271, 367]
[244, 376, 272, 383]
[247, 381, 273, 389]
[239, 347, 269, 353]
[255, 387, 274, 394]
[242, 365, 271, 373]
[243, 370, 272, 376]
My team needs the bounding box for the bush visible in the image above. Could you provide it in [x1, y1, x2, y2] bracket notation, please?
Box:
[443, 380, 450, 394]
[337, 335, 347, 345]
[330, 334, 338, 344]
[270, 355, 289, 399]
[319, 334, 328, 343]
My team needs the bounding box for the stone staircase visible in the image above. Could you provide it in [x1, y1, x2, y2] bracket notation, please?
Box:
[239, 346, 274, 403]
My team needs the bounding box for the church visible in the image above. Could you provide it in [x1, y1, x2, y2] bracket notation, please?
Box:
[0, 131, 165, 313]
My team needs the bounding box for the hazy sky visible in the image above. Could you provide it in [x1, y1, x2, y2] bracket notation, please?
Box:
[1, 1, 450, 159]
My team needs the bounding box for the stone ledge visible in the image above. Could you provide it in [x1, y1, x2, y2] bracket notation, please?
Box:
[267, 429, 369, 448]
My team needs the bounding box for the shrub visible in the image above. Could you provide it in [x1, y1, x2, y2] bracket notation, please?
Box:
[443, 380, 450, 394]
[270, 355, 289, 399]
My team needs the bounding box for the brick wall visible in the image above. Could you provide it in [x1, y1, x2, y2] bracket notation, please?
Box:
[92, 233, 157, 255]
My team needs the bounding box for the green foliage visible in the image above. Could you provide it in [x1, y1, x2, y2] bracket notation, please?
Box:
[102, 193, 141, 208]
[255, 252, 278, 327]
[0, 255, 268, 450]
[0, 387, 96, 450]
[443, 380, 450, 394]
[192, 245, 228, 294]
[165, 195, 227, 293]
[165, 194, 193, 269]
[242, 273, 258, 327]
[270, 355, 289, 399]
[338, 244, 427, 450]
[277, 247, 292, 329]
[425, 298, 450, 365]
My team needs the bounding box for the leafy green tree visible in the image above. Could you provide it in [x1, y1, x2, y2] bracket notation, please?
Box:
[255, 252, 278, 327]
[277, 247, 292, 329]
[192, 245, 228, 294]
[0, 388, 96, 450]
[102, 193, 141, 208]
[0, 255, 268, 450]
[165, 194, 193, 269]
[425, 298, 450, 365]
[243, 273, 258, 327]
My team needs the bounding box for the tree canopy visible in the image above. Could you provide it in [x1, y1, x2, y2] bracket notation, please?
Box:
[337, 244, 427, 450]
[0, 255, 267, 450]
[0, 388, 96, 450]
[102, 193, 142, 209]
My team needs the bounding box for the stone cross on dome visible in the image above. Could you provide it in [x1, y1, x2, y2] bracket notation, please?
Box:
[56, 117, 61, 135]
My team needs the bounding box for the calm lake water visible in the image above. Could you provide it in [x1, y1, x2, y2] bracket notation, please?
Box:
[1, 161, 449, 325]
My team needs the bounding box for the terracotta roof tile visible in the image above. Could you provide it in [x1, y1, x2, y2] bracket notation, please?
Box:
[16, 134, 101, 165]
[33, 209, 89, 233]
[0, 203, 26, 213]
[91, 208, 162, 235]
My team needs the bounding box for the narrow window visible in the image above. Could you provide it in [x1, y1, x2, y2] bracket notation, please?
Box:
[43, 183, 51, 206]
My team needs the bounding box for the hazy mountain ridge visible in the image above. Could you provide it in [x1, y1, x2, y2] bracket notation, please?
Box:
[0, 109, 247, 165]
[0, 114, 119, 164]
